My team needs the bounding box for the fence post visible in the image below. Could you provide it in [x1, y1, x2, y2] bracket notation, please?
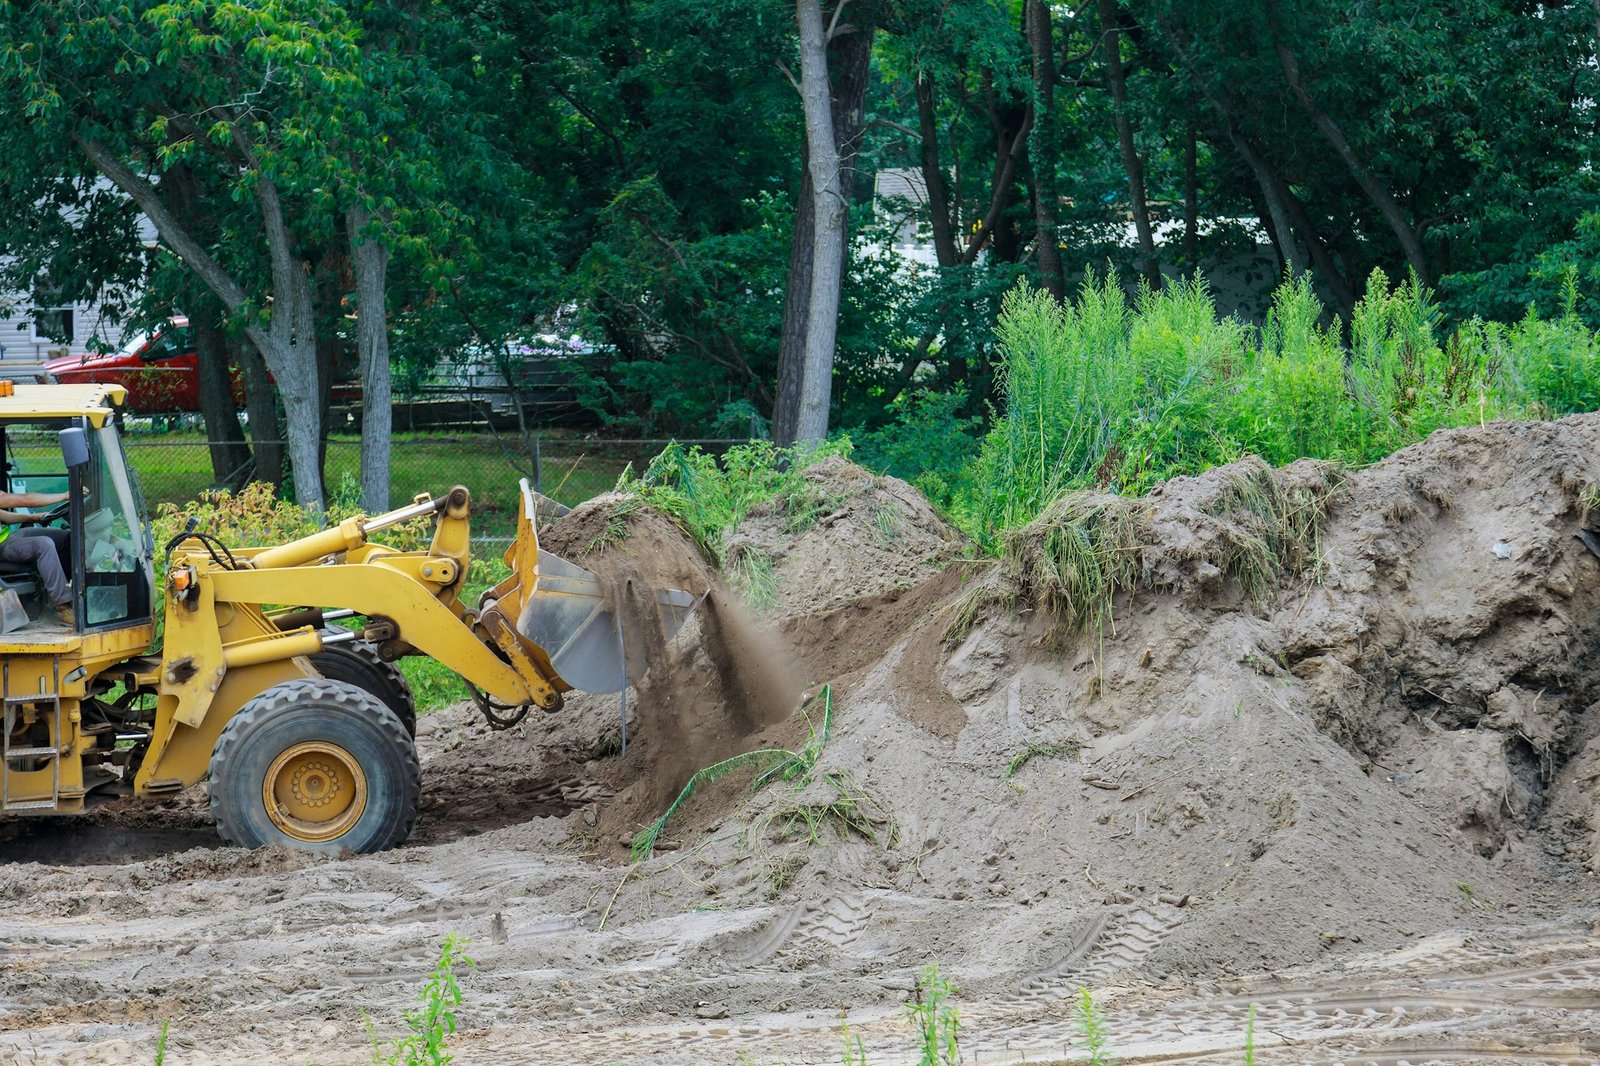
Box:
[533, 437, 542, 496]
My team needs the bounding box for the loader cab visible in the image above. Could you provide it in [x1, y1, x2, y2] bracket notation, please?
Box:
[0, 384, 153, 635]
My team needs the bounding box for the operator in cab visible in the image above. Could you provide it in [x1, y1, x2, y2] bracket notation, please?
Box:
[0, 488, 73, 626]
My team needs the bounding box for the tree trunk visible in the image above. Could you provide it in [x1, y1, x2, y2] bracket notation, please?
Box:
[792, 0, 847, 445]
[1099, 0, 1160, 287]
[916, 72, 959, 269]
[1183, 126, 1199, 270]
[235, 338, 284, 487]
[189, 298, 252, 487]
[985, 92, 1029, 266]
[1278, 183, 1358, 320]
[257, 177, 327, 509]
[1026, 0, 1064, 298]
[348, 205, 392, 513]
[75, 135, 326, 507]
[774, 14, 873, 445]
[772, 168, 815, 446]
[313, 244, 347, 478]
[1230, 129, 1303, 276]
[1266, 0, 1428, 283]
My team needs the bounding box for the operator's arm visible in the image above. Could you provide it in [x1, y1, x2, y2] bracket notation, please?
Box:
[0, 510, 45, 525]
[0, 490, 68, 508]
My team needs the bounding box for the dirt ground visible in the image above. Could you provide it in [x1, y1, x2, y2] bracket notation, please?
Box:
[5, 422, 1600, 1064]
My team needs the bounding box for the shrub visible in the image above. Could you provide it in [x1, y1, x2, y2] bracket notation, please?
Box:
[853, 388, 981, 510]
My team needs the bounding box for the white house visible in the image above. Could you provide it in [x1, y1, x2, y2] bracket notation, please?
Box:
[0, 195, 156, 368]
[0, 293, 137, 366]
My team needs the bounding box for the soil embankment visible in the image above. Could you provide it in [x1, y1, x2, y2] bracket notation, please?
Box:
[4, 420, 1600, 1063]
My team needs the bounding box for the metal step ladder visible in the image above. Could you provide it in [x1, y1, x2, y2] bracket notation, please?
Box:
[1, 659, 63, 813]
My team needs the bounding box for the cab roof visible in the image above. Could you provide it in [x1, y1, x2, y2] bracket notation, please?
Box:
[0, 382, 127, 428]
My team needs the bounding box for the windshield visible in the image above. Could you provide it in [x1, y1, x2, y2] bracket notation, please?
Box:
[82, 424, 153, 628]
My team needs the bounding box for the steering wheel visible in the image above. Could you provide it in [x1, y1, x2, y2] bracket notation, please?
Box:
[38, 500, 71, 526]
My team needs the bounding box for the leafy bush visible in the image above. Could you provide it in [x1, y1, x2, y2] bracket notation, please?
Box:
[853, 388, 982, 509]
[153, 481, 435, 561]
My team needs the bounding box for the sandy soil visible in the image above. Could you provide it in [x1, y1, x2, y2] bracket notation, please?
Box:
[5, 428, 1600, 1064]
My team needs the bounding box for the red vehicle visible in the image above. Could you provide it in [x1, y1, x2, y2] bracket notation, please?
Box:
[47, 319, 358, 414]
[46, 318, 212, 414]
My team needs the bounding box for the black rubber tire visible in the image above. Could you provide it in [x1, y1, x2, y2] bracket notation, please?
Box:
[208, 677, 420, 854]
[309, 638, 417, 737]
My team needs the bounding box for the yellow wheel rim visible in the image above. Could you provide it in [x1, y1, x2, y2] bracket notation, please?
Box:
[262, 741, 368, 843]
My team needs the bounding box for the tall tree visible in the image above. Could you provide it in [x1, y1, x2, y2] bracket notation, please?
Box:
[792, 0, 849, 444]
[774, 16, 875, 445]
[1025, 0, 1065, 298]
[1099, 0, 1160, 287]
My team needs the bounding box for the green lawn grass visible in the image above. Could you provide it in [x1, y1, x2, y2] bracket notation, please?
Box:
[124, 431, 642, 538]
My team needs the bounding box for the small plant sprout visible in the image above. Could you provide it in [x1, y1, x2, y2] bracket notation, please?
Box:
[908, 964, 960, 1066]
[385, 934, 476, 1066]
[1076, 986, 1115, 1066]
[1244, 1002, 1257, 1065]
[840, 1013, 867, 1066]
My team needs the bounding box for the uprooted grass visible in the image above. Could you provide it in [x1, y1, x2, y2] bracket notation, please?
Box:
[1004, 740, 1083, 778]
[631, 686, 833, 860]
[948, 461, 1343, 647]
[764, 771, 896, 847]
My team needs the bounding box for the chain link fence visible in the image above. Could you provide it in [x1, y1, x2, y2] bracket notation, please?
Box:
[121, 434, 747, 548]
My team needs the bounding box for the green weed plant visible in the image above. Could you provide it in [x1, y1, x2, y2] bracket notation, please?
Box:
[384, 934, 475, 1066]
[884, 269, 1600, 551]
[908, 964, 961, 1066]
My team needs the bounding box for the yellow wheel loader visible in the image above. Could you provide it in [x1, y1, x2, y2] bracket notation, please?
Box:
[0, 382, 691, 852]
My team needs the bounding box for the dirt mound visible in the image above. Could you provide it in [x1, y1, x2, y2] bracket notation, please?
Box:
[420, 493, 811, 851]
[726, 455, 966, 614]
[587, 414, 1600, 985]
[14, 424, 1600, 1064]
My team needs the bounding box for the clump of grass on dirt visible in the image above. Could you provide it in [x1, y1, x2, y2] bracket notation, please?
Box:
[617, 438, 850, 564]
[767, 771, 895, 846]
[1198, 462, 1344, 602]
[1004, 740, 1082, 778]
[631, 686, 833, 860]
[951, 460, 1342, 647]
[725, 543, 779, 612]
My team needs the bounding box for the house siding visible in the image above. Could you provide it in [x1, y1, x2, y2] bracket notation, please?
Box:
[0, 293, 133, 368]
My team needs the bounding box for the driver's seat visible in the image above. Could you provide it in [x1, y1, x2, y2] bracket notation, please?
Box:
[0, 563, 39, 599]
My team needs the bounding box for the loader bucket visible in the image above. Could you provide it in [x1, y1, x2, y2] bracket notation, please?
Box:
[508, 480, 695, 694]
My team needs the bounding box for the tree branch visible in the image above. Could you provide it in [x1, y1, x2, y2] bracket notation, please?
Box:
[73, 135, 256, 325]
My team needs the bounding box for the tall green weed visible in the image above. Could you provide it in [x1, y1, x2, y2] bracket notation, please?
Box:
[948, 269, 1600, 548]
